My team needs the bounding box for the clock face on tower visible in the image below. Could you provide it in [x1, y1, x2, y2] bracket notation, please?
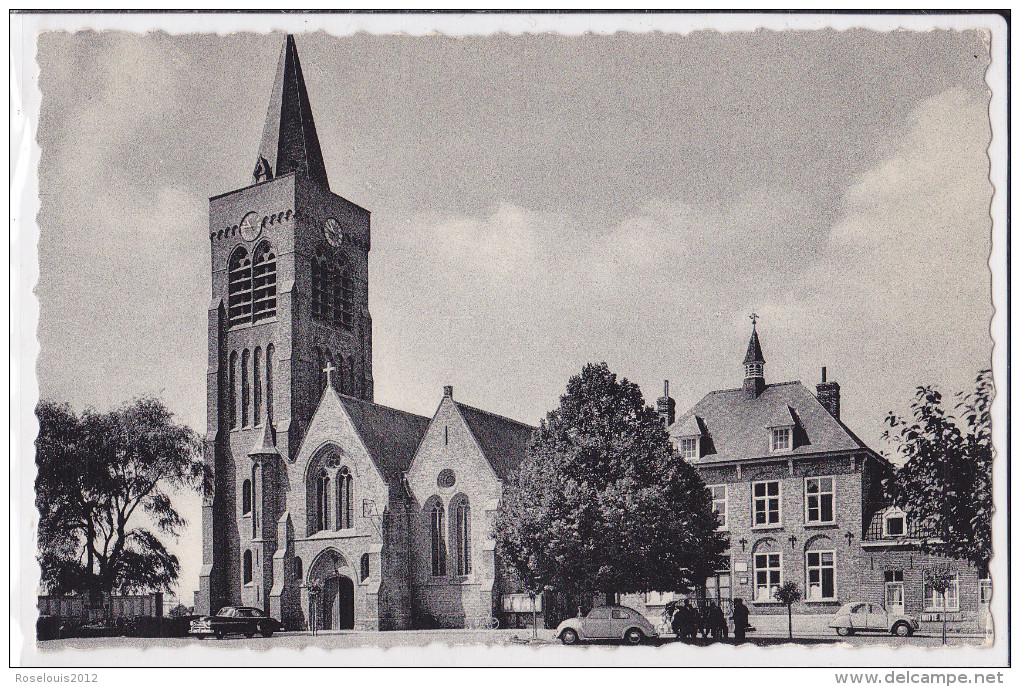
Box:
[239, 211, 261, 242]
[323, 217, 343, 248]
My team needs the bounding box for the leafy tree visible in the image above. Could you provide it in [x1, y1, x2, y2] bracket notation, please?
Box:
[774, 582, 801, 639]
[35, 397, 207, 598]
[883, 369, 993, 571]
[925, 564, 956, 645]
[494, 362, 726, 605]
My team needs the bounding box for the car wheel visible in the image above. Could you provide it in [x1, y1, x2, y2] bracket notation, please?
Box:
[245, 631, 255, 638]
[560, 629, 579, 646]
[836, 627, 853, 637]
[892, 622, 913, 637]
[260, 624, 274, 638]
[625, 628, 645, 645]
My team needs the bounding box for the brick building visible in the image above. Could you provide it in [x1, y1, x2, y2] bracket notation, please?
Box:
[630, 323, 990, 634]
[195, 36, 534, 630]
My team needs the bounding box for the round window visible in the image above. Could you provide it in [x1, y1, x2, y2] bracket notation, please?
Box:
[437, 469, 456, 489]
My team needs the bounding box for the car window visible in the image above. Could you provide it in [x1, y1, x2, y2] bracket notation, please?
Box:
[587, 608, 610, 619]
[851, 603, 867, 613]
[237, 609, 252, 617]
[611, 609, 630, 620]
[250, 609, 265, 617]
[217, 608, 235, 617]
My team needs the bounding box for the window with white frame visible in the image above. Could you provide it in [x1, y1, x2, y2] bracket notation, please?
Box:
[805, 550, 836, 600]
[679, 436, 699, 460]
[771, 426, 793, 452]
[883, 509, 906, 537]
[923, 573, 960, 612]
[805, 476, 835, 523]
[753, 481, 781, 526]
[754, 552, 782, 602]
[707, 485, 728, 529]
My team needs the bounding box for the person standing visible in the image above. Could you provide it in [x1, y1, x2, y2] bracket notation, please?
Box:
[731, 598, 750, 644]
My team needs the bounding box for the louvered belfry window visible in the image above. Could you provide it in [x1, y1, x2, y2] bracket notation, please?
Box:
[228, 243, 276, 328]
[311, 247, 355, 332]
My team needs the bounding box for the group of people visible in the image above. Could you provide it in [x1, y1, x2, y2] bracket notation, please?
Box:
[667, 598, 751, 643]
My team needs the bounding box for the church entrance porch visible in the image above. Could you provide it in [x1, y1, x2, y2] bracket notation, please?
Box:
[306, 548, 357, 631]
[320, 575, 355, 630]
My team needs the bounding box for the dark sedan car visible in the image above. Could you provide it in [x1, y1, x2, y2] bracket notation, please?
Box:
[189, 606, 282, 639]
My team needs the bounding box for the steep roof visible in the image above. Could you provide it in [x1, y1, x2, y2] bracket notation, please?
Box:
[257, 35, 329, 188]
[338, 395, 430, 482]
[454, 402, 536, 480]
[669, 381, 867, 463]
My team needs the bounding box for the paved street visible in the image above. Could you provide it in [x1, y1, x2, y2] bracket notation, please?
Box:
[40, 628, 986, 652]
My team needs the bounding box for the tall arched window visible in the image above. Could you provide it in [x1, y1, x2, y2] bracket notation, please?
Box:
[312, 250, 328, 321]
[265, 344, 274, 424]
[316, 469, 331, 532]
[242, 479, 252, 515]
[251, 463, 260, 538]
[336, 467, 353, 530]
[241, 349, 251, 427]
[229, 351, 238, 428]
[430, 502, 447, 577]
[316, 348, 325, 392]
[243, 550, 253, 584]
[456, 499, 472, 576]
[253, 347, 262, 423]
[345, 357, 356, 395]
[228, 247, 253, 328]
[293, 557, 303, 583]
[360, 553, 370, 581]
[340, 275, 355, 330]
[252, 241, 277, 322]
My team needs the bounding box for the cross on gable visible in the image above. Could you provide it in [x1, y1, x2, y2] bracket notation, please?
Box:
[323, 361, 336, 390]
[750, 312, 760, 326]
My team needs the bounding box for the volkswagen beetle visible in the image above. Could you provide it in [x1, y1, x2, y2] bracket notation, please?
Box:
[556, 605, 658, 645]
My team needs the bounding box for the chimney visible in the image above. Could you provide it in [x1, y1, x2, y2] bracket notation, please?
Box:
[657, 380, 676, 428]
[443, 385, 454, 398]
[816, 367, 841, 419]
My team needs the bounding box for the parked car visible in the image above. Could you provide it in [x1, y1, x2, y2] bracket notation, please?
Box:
[829, 602, 919, 637]
[556, 605, 658, 645]
[189, 606, 282, 639]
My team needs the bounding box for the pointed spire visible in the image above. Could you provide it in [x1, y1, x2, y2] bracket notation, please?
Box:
[255, 35, 329, 188]
[743, 321, 765, 366]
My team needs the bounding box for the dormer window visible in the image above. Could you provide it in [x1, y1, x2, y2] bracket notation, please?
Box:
[883, 509, 907, 537]
[679, 436, 700, 460]
[770, 426, 793, 452]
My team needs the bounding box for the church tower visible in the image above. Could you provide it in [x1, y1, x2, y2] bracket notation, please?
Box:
[197, 35, 374, 615]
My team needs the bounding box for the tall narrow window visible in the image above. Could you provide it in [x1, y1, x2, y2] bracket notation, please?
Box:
[265, 344, 274, 424]
[456, 500, 472, 576]
[229, 351, 238, 429]
[294, 557, 303, 583]
[430, 503, 447, 576]
[242, 479, 252, 515]
[311, 255, 323, 319]
[316, 470, 331, 532]
[312, 249, 332, 323]
[707, 485, 728, 529]
[341, 276, 355, 330]
[251, 463, 259, 538]
[753, 481, 781, 526]
[251, 241, 277, 322]
[336, 467, 353, 530]
[253, 347, 262, 423]
[228, 247, 252, 328]
[360, 553, 370, 581]
[241, 349, 251, 427]
[243, 550, 253, 584]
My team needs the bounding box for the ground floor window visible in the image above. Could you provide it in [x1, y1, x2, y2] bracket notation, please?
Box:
[884, 570, 904, 613]
[806, 550, 835, 600]
[754, 552, 782, 602]
[979, 579, 992, 605]
[706, 571, 732, 603]
[923, 572, 960, 612]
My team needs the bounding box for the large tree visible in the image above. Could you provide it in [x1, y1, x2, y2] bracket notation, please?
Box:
[35, 397, 207, 597]
[494, 363, 726, 601]
[883, 369, 993, 571]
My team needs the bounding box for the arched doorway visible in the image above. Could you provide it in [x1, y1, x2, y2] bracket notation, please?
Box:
[321, 574, 355, 630]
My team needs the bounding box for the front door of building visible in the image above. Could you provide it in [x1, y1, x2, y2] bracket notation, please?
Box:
[320, 575, 355, 631]
[885, 582, 905, 616]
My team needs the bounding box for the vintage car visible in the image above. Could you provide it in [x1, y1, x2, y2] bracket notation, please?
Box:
[556, 605, 659, 645]
[829, 602, 920, 637]
[189, 606, 282, 639]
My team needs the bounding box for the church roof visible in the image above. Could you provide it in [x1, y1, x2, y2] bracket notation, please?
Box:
[742, 325, 766, 365]
[669, 381, 868, 463]
[257, 35, 329, 188]
[338, 395, 430, 481]
[454, 402, 536, 480]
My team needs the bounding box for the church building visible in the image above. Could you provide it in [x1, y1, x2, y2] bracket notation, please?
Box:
[195, 36, 534, 631]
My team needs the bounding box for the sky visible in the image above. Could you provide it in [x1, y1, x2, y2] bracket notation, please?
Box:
[34, 28, 994, 603]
